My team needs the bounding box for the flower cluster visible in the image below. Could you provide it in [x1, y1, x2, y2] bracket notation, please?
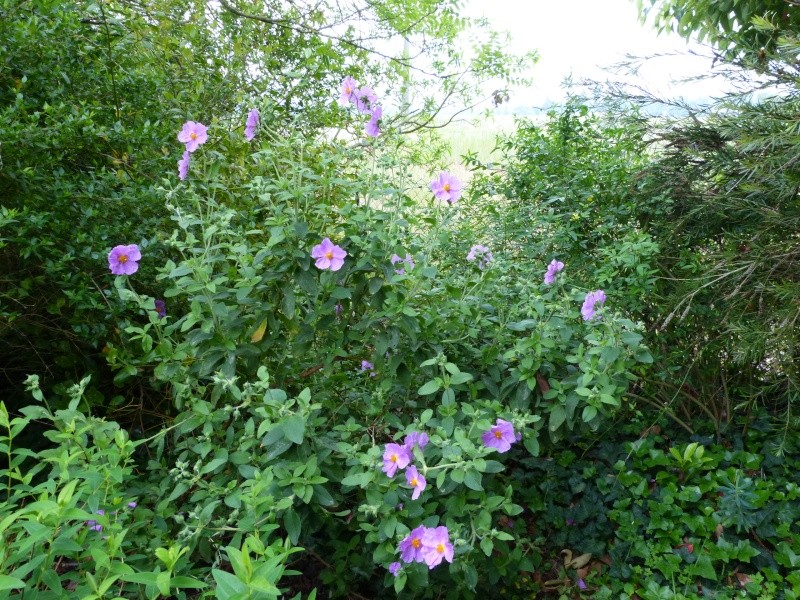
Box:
[339, 77, 382, 137]
[244, 108, 259, 141]
[397, 525, 454, 570]
[360, 360, 375, 377]
[176, 120, 207, 180]
[543, 259, 565, 285]
[466, 244, 493, 270]
[581, 289, 607, 321]
[86, 509, 105, 532]
[382, 432, 429, 489]
[85, 501, 137, 532]
[390, 252, 415, 275]
[429, 171, 462, 204]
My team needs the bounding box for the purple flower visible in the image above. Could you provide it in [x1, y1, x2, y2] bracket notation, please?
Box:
[581, 290, 607, 321]
[353, 86, 377, 113]
[398, 525, 427, 563]
[244, 109, 259, 141]
[429, 172, 463, 204]
[390, 253, 415, 275]
[466, 244, 493, 270]
[339, 76, 358, 106]
[577, 578, 587, 590]
[365, 105, 382, 137]
[86, 509, 105, 532]
[360, 360, 376, 377]
[154, 299, 167, 319]
[334, 303, 343, 316]
[482, 418, 517, 453]
[388, 562, 402, 576]
[382, 443, 412, 478]
[420, 526, 454, 569]
[311, 238, 347, 271]
[405, 465, 426, 500]
[177, 121, 208, 153]
[544, 259, 565, 285]
[127, 502, 138, 509]
[403, 431, 429, 451]
[108, 244, 141, 276]
[177, 150, 190, 180]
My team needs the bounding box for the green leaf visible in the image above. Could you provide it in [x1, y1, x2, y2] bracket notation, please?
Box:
[393, 572, 407, 593]
[170, 576, 208, 589]
[417, 379, 441, 395]
[463, 470, 483, 491]
[549, 405, 566, 432]
[419, 409, 433, 424]
[212, 569, 247, 600]
[0, 575, 25, 591]
[691, 555, 717, 581]
[480, 537, 494, 556]
[283, 415, 306, 444]
[284, 509, 301, 545]
[449, 372, 473, 385]
[341, 472, 372, 487]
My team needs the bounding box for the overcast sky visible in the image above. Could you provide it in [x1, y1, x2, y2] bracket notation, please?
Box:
[463, 0, 732, 112]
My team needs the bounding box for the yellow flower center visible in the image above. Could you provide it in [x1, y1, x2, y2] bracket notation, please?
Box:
[436, 543, 445, 554]
[325, 250, 333, 259]
[118, 254, 128, 264]
[443, 183, 451, 192]
[410, 477, 418, 486]
[494, 429, 503, 439]
[390, 454, 398, 463]
[190, 132, 197, 140]
[412, 538, 421, 549]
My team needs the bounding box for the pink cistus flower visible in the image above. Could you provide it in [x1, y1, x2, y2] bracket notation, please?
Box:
[339, 76, 358, 106]
[390, 253, 415, 275]
[398, 525, 427, 563]
[177, 150, 190, 180]
[244, 109, 259, 141]
[420, 526, 454, 569]
[177, 121, 208, 153]
[388, 562, 402, 576]
[311, 238, 347, 271]
[382, 443, 412, 478]
[466, 244, 493, 270]
[365, 105, 382, 137]
[353, 86, 377, 113]
[482, 418, 517, 453]
[405, 465, 427, 500]
[429, 171, 463, 204]
[108, 244, 141, 275]
[581, 290, 607, 321]
[352, 85, 378, 114]
[403, 431, 429, 452]
[544, 259, 565, 285]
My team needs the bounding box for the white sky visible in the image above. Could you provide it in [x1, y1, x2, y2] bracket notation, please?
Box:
[463, 0, 733, 112]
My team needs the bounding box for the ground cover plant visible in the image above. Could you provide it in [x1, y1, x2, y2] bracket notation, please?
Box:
[1, 0, 799, 598]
